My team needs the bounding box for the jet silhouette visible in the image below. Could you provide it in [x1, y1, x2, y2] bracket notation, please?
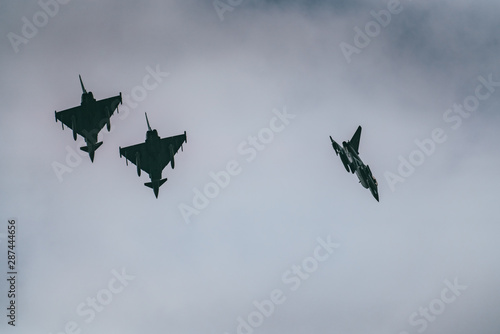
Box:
[330, 126, 379, 201]
[55, 75, 122, 162]
[119, 113, 187, 198]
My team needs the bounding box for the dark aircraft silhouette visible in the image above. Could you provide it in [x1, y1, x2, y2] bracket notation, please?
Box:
[119, 113, 187, 198]
[55, 75, 122, 162]
[330, 126, 379, 201]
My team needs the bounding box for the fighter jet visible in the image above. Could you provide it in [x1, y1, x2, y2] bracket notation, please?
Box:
[329, 126, 379, 201]
[55, 75, 122, 162]
[119, 113, 187, 198]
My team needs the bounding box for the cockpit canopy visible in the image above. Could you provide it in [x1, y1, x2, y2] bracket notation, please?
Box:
[81, 92, 94, 104]
[146, 129, 158, 141]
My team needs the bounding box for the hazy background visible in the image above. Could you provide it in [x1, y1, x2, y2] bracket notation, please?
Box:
[0, 1, 499, 333]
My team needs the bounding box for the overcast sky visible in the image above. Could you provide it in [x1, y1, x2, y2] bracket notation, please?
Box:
[1, 1, 500, 333]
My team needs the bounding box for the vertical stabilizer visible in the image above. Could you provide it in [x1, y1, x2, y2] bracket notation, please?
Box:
[349, 126, 362, 154]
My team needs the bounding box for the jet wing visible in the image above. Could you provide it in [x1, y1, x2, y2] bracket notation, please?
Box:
[55, 105, 97, 139]
[55, 94, 121, 137]
[55, 105, 82, 131]
[119, 142, 155, 175]
[120, 132, 186, 173]
[159, 133, 187, 169]
[92, 94, 122, 131]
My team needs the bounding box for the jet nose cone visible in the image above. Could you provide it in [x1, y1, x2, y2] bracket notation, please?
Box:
[154, 187, 159, 198]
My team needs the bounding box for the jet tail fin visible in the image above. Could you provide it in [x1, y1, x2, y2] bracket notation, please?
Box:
[144, 178, 168, 189]
[80, 142, 103, 153]
[349, 126, 362, 154]
[80, 142, 102, 163]
[145, 178, 167, 198]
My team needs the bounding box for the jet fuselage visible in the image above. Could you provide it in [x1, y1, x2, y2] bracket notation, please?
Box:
[144, 129, 163, 182]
